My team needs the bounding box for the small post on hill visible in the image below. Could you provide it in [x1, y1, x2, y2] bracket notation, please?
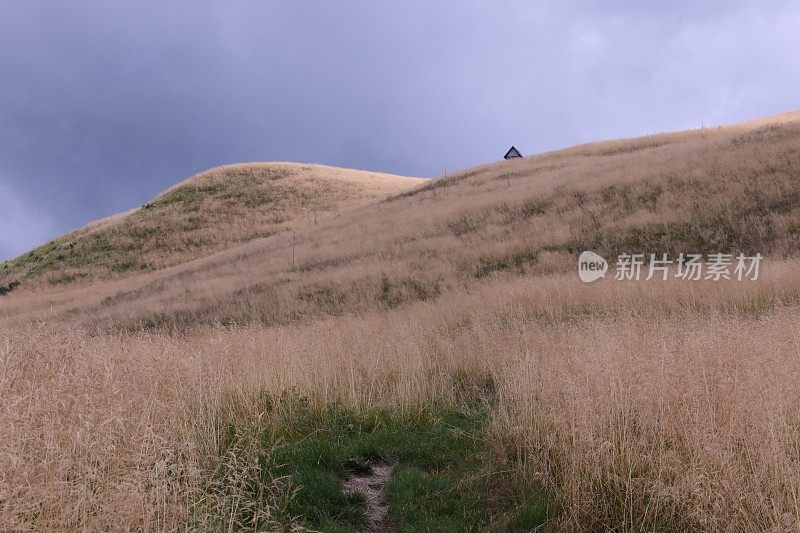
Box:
[292, 230, 296, 270]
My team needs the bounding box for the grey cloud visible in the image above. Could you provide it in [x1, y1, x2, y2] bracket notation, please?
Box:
[1, 0, 799, 260]
[0, 181, 55, 260]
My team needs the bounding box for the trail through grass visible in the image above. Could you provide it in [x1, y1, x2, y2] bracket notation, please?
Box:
[207, 398, 551, 531]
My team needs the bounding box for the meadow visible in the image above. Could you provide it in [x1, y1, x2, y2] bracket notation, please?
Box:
[2, 112, 800, 530]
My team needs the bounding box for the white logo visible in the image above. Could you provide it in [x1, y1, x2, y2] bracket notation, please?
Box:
[576, 251, 763, 282]
[578, 251, 608, 283]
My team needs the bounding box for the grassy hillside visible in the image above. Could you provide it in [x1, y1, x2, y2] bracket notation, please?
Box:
[4, 113, 799, 330]
[0, 162, 423, 288]
[4, 111, 800, 530]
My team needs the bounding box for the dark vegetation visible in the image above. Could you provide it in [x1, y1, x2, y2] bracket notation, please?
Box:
[0, 280, 19, 296]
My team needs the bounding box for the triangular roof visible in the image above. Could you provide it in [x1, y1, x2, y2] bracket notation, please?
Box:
[504, 146, 523, 159]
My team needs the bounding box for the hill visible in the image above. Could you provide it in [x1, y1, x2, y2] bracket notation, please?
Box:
[0, 162, 424, 288]
[5, 111, 800, 531]
[3, 111, 799, 329]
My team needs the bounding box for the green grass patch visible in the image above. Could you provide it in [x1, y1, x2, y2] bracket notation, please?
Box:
[205, 396, 551, 531]
[153, 182, 224, 209]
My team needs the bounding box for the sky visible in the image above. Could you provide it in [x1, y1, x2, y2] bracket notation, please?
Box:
[1, 1, 799, 260]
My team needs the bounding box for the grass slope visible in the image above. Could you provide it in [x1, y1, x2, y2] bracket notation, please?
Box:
[0, 163, 423, 288]
[3, 112, 799, 331]
[4, 110, 800, 530]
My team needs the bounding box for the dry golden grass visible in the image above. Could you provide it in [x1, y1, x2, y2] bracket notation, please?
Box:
[5, 274, 800, 530]
[2, 111, 800, 530]
[3, 115, 800, 331]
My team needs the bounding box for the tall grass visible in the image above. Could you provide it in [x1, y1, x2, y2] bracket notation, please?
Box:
[3, 119, 800, 332]
[4, 272, 800, 529]
[3, 115, 800, 529]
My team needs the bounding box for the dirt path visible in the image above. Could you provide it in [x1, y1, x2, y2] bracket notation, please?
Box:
[343, 462, 395, 532]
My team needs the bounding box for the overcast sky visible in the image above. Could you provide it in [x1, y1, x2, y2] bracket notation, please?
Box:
[1, 1, 799, 260]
